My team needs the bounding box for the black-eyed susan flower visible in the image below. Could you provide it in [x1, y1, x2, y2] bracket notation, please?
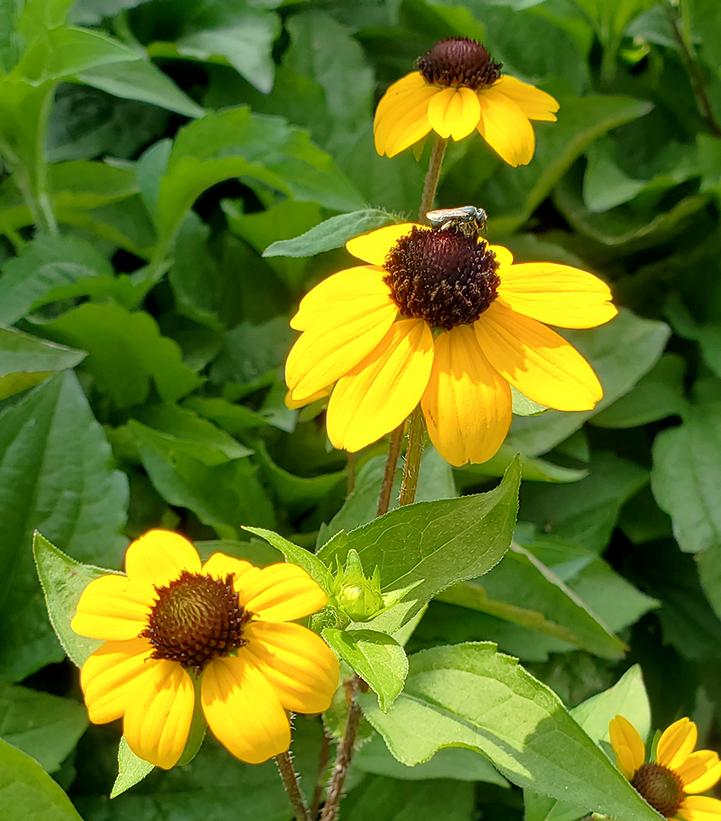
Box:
[374, 37, 559, 166]
[71, 530, 339, 769]
[610, 715, 721, 820]
[285, 221, 616, 466]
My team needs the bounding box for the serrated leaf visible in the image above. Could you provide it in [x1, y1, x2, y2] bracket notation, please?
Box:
[110, 737, 154, 799]
[360, 643, 661, 820]
[243, 526, 333, 594]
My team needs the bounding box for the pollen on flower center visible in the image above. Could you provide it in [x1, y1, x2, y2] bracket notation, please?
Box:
[631, 762, 685, 817]
[141, 571, 251, 674]
[417, 38, 503, 90]
[383, 226, 500, 330]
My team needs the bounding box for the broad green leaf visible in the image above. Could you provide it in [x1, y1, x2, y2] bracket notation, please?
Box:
[70, 0, 153, 24]
[437, 544, 626, 658]
[342, 775, 474, 821]
[0, 326, 84, 399]
[322, 628, 408, 711]
[111, 737, 154, 799]
[0, 681, 87, 772]
[263, 209, 395, 258]
[243, 527, 333, 594]
[0, 373, 127, 680]
[456, 444, 588, 485]
[507, 310, 670, 456]
[183, 395, 280, 433]
[360, 643, 661, 820]
[0, 738, 82, 820]
[318, 459, 521, 632]
[0, 233, 112, 325]
[40, 302, 201, 408]
[32, 532, 105, 667]
[210, 317, 292, 387]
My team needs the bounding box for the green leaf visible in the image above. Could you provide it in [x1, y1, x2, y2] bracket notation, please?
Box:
[0, 326, 85, 400]
[0, 681, 87, 772]
[0, 373, 127, 680]
[322, 628, 408, 711]
[0, 738, 82, 820]
[456, 444, 588, 485]
[318, 459, 521, 632]
[359, 643, 661, 820]
[243, 527, 333, 594]
[263, 209, 395, 258]
[111, 737, 154, 799]
[437, 544, 626, 659]
[507, 310, 670, 456]
[40, 302, 202, 408]
[32, 532, 105, 668]
[342, 775, 474, 821]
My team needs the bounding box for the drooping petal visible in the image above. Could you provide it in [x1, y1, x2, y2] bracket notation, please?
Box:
[477, 87, 535, 167]
[80, 638, 154, 723]
[657, 718, 698, 770]
[125, 529, 201, 587]
[374, 79, 437, 157]
[474, 301, 603, 411]
[245, 621, 339, 713]
[239, 563, 327, 622]
[285, 387, 330, 410]
[327, 319, 434, 452]
[202, 552, 255, 583]
[72, 574, 152, 640]
[123, 660, 195, 770]
[427, 86, 481, 141]
[608, 715, 646, 779]
[492, 75, 559, 122]
[201, 655, 290, 764]
[421, 326, 511, 466]
[285, 301, 398, 401]
[290, 266, 392, 331]
[677, 751, 721, 793]
[498, 262, 617, 329]
[677, 795, 721, 821]
[346, 223, 422, 266]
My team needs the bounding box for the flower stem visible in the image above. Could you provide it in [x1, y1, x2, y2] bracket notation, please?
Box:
[418, 137, 448, 220]
[275, 751, 311, 821]
[397, 405, 425, 508]
[376, 424, 404, 516]
[310, 728, 332, 818]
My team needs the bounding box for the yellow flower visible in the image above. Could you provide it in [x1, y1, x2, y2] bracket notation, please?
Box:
[609, 715, 721, 819]
[285, 222, 616, 466]
[71, 530, 339, 769]
[374, 37, 559, 166]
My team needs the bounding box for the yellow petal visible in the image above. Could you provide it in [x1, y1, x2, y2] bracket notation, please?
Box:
[678, 751, 721, 793]
[477, 87, 535, 167]
[327, 318, 434, 452]
[80, 638, 154, 724]
[474, 301, 603, 411]
[201, 655, 290, 764]
[290, 266, 392, 331]
[427, 86, 481, 141]
[285, 387, 330, 410]
[375, 83, 437, 157]
[498, 262, 617, 329]
[123, 660, 195, 770]
[488, 243, 513, 269]
[285, 300, 398, 401]
[202, 552, 255, 582]
[245, 621, 339, 713]
[346, 223, 422, 266]
[421, 326, 511, 466]
[240, 563, 327, 622]
[678, 796, 721, 820]
[125, 529, 201, 587]
[657, 718, 698, 770]
[71, 574, 152, 640]
[492, 75, 559, 122]
[608, 715, 646, 779]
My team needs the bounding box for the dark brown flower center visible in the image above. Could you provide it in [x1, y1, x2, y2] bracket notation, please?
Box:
[631, 763, 685, 818]
[141, 571, 251, 674]
[383, 227, 500, 330]
[417, 38, 502, 90]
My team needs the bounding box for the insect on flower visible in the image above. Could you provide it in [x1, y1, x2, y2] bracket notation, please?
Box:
[426, 205, 488, 238]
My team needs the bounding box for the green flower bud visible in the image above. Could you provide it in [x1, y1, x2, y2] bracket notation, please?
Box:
[333, 549, 384, 622]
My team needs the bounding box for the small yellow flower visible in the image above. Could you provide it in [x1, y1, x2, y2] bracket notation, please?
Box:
[285, 222, 616, 466]
[374, 37, 559, 166]
[71, 530, 339, 769]
[609, 715, 721, 819]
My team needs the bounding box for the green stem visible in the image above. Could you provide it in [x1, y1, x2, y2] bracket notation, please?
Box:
[376, 424, 404, 516]
[275, 751, 311, 821]
[418, 137, 448, 220]
[397, 406, 425, 507]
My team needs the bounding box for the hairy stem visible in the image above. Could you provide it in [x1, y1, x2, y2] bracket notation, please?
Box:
[275, 751, 311, 821]
[310, 729, 332, 818]
[376, 424, 404, 516]
[418, 137, 448, 219]
[398, 406, 425, 507]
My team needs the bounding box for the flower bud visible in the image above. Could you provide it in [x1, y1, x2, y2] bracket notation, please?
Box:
[333, 550, 384, 622]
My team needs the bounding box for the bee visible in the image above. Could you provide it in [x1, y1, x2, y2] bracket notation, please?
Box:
[426, 205, 488, 238]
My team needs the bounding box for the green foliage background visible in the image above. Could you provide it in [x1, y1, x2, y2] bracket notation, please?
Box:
[1, 0, 721, 818]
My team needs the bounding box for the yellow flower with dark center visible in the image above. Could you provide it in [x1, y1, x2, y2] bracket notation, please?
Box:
[609, 715, 721, 819]
[285, 222, 616, 466]
[71, 530, 339, 769]
[374, 37, 559, 166]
